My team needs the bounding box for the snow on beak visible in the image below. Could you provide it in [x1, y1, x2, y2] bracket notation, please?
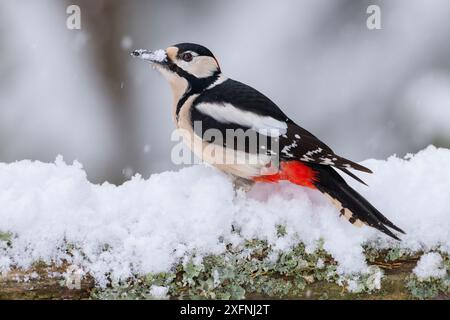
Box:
[131, 49, 167, 64]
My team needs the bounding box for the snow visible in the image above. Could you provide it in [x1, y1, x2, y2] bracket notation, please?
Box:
[143, 145, 151, 154]
[0, 146, 449, 286]
[122, 166, 135, 179]
[132, 49, 167, 62]
[413, 252, 447, 280]
[120, 36, 133, 50]
[149, 285, 169, 299]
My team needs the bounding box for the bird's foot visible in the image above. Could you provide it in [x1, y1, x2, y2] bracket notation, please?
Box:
[232, 176, 255, 193]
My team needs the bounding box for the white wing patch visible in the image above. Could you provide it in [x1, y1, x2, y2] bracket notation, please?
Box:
[318, 154, 339, 165]
[281, 140, 298, 157]
[195, 102, 288, 135]
[306, 147, 323, 157]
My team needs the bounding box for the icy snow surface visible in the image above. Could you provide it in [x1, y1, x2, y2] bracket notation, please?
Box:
[0, 146, 449, 285]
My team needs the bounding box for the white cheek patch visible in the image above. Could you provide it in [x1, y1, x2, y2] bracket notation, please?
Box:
[176, 59, 190, 71]
[177, 56, 219, 78]
[196, 102, 288, 135]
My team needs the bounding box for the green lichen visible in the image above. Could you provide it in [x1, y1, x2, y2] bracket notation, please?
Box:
[385, 247, 408, 262]
[405, 253, 450, 299]
[2, 226, 449, 299]
[364, 245, 410, 263]
[0, 231, 12, 243]
[91, 238, 358, 300]
[276, 225, 287, 238]
[342, 266, 384, 294]
[406, 276, 449, 299]
[87, 234, 449, 300]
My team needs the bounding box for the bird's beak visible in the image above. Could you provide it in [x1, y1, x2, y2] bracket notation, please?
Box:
[131, 49, 168, 66]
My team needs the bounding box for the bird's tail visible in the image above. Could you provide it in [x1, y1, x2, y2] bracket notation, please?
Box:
[253, 160, 405, 240]
[312, 164, 405, 240]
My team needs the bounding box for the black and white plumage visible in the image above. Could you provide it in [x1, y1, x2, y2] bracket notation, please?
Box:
[132, 43, 405, 240]
[191, 78, 371, 181]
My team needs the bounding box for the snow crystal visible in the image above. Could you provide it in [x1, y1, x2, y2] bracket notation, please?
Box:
[120, 36, 133, 50]
[143, 144, 151, 153]
[0, 146, 449, 285]
[367, 266, 383, 291]
[122, 166, 135, 179]
[132, 49, 167, 62]
[0, 256, 11, 272]
[212, 269, 221, 288]
[149, 285, 169, 299]
[316, 258, 325, 269]
[345, 266, 383, 293]
[413, 252, 447, 280]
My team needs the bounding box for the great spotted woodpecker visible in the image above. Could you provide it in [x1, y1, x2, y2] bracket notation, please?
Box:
[132, 43, 404, 240]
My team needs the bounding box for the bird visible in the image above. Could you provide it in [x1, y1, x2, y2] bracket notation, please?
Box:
[131, 43, 405, 240]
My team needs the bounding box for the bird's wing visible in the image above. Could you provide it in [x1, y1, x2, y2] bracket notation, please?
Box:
[191, 78, 288, 155]
[279, 122, 372, 175]
[194, 78, 289, 122]
[191, 78, 371, 181]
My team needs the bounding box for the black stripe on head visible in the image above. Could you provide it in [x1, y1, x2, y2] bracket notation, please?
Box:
[173, 43, 221, 73]
[174, 43, 216, 58]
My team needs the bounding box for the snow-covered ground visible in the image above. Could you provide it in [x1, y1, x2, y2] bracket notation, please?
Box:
[413, 252, 447, 280]
[0, 146, 449, 286]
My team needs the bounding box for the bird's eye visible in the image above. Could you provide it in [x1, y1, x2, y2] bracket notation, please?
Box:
[182, 53, 193, 62]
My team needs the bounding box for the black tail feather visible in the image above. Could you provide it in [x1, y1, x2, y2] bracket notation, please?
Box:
[335, 156, 373, 174]
[337, 167, 368, 186]
[312, 165, 405, 240]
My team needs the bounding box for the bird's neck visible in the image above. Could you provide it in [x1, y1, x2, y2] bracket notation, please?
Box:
[172, 73, 225, 121]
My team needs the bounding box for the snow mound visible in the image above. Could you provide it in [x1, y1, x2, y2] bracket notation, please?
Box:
[0, 146, 449, 285]
[413, 252, 447, 280]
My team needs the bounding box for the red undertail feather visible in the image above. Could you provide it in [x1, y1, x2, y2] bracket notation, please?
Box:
[253, 161, 318, 189]
[253, 160, 404, 240]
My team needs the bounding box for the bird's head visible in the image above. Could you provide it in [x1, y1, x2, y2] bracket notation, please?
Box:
[132, 43, 221, 97]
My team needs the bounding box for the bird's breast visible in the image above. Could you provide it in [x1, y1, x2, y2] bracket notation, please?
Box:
[174, 96, 277, 179]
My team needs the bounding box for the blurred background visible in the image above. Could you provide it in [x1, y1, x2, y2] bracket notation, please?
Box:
[1, 0, 450, 184]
